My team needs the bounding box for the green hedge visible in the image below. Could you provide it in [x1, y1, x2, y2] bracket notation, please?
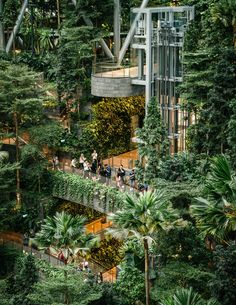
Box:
[51, 171, 126, 213]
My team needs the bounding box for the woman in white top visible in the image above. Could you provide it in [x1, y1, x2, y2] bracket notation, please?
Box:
[79, 153, 85, 169]
[92, 150, 98, 162]
[83, 160, 90, 178]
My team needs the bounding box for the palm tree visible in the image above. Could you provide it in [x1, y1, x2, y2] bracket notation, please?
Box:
[35, 211, 95, 304]
[190, 155, 236, 243]
[35, 211, 93, 261]
[108, 190, 176, 305]
[160, 287, 219, 305]
[204, 155, 236, 202]
[191, 197, 236, 244]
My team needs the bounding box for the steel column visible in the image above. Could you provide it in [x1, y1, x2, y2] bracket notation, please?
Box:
[0, 0, 4, 50]
[5, 0, 29, 53]
[114, 0, 121, 60]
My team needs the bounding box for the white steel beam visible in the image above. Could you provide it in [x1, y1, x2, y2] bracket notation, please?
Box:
[118, 0, 149, 65]
[5, 0, 29, 53]
[0, 0, 4, 50]
[114, 0, 121, 60]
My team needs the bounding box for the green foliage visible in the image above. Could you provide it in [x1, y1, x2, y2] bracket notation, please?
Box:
[14, 52, 58, 81]
[227, 98, 236, 169]
[27, 266, 102, 305]
[2, 0, 20, 28]
[180, 0, 236, 155]
[51, 171, 126, 212]
[0, 245, 21, 277]
[152, 261, 214, 301]
[20, 144, 48, 193]
[73, 125, 98, 160]
[0, 60, 44, 130]
[90, 96, 145, 157]
[89, 236, 122, 270]
[159, 287, 218, 305]
[109, 190, 177, 242]
[115, 264, 145, 305]
[7, 255, 39, 305]
[0, 160, 19, 201]
[56, 26, 99, 97]
[152, 179, 202, 204]
[0, 280, 11, 305]
[203, 155, 236, 201]
[156, 225, 211, 266]
[56, 200, 101, 221]
[35, 211, 92, 258]
[190, 156, 236, 242]
[209, 243, 236, 305]
[157, 153, 209, 182]
[29, 122, 64, 151]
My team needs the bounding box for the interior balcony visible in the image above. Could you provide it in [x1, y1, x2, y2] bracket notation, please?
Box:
[91, 61, 144, 98]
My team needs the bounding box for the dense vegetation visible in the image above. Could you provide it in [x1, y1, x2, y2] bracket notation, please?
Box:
[0, 1, 236, 305]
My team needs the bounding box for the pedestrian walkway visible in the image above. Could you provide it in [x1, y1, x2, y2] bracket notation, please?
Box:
[0, 231, 117, 282]
[53, 152, 139, 193]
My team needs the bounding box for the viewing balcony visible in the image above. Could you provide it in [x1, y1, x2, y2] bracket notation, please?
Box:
[91, 61, 144, 98]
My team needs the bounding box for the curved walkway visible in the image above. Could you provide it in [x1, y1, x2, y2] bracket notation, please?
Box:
[0, 231, 116, 282]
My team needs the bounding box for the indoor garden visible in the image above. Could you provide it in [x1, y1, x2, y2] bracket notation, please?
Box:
[0, 1, 236, 305]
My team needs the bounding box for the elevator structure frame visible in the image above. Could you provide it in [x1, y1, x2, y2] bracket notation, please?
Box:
[130, 6, 194, 153]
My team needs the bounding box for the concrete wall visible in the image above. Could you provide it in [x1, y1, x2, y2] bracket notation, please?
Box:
[91, 75, 144, 98]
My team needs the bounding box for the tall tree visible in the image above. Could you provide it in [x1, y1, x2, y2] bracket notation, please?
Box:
[180, 0, 236, 155]
[0, 60, 44, 208]
[109, 190, 176, 305]
[8, 254, 39, 305]
[136, 97, 168, 185]
[27, 266, 102, 305]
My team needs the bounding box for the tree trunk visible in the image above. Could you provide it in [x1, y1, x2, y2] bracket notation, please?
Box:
[14, 112, 21, 209]
[144, 238, 150, 305]
[56, 0, 60, 29]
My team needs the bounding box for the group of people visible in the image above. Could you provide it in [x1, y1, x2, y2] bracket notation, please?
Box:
[70, 150, 111, 182]
[54, 151, 140, 191]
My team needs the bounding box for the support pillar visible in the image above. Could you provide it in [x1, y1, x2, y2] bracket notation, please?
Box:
[114, 0, 121, 61]
[145, 10, 152, 111]
[6, 0, 29, 53]
[0, 0, 4, 50]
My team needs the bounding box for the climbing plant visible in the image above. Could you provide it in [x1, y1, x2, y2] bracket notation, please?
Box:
[51, 171, 126, 212]
[90, 95, 145, 157]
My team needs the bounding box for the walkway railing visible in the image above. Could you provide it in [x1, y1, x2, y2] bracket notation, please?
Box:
[0, 232, 117, 282]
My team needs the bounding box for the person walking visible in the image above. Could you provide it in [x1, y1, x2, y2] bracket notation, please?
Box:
[70, 158, 77, 173]
[58, 250, 66, 264]
[105, 164, 112, 185]
[83, 160, 90, 178]
[79, 153, 85, 170]
[53, 156, 60, 170]
[116, 171, 121, 188]
[117, 165, 126, 188]
[91, 150, 98, 163]
[91, 159, 97, 177]
[129, 169, 136, 191]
